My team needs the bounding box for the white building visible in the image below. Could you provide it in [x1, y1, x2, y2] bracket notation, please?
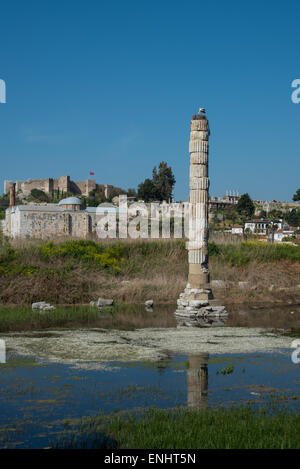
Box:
[244, 219, 278, 234]
[272, 228, 297, 242]
[231, 227, 243, 235]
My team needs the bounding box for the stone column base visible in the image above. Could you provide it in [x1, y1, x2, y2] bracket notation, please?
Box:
[174, 283, 227, 318]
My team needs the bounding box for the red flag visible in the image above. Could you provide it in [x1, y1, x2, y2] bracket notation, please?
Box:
[90, 172, 95, 176]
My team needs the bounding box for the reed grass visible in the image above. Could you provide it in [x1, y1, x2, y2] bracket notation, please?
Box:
[56, 406, 300, 449]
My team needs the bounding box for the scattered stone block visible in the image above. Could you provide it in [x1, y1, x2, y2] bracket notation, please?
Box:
[32, 301, 56, 313]
[97, 298, 114, 307]
[145, 300, 154, 308]
[32, 301, 47, 310]
[211, 280, 226, 288]
[189, 300, 209, 308]
[177, 299, 189, 307]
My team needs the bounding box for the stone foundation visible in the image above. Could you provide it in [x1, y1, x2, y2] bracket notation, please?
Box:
[175, 283, 227, 319]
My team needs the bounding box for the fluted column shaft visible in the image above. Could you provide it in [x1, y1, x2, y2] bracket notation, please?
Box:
[188, 114, 210, 289]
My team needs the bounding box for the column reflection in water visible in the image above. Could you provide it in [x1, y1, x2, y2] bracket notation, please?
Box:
[176, 314, 228, 328]
[187, 354, 209, 408]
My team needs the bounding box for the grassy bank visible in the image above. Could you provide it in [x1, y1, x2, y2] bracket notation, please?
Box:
[57, 407, 300, 449]
[0, 238, 300, 305]
[0, 303, 176, 332]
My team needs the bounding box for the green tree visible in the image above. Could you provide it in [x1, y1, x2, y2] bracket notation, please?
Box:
[127, 188, 137, 198]
[224, 205, 238, 228]
[292, 188, 300, 202]
[236, 193, 255, 220]
[87, 186, 108, 206]
[137, 178, 160, 202]
[267, 210, 282, 243]
[268, 209, 283, 221]
[30, 189, 49, 202]
[107, 188, 126, 203]
[258, 209, 267, 219]
[0, 193, 9, 212]
[286, 208, 300, 227]
[152, 161, 176, 202]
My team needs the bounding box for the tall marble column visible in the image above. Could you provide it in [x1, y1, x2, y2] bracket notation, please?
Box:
[175, 108, 227, 319]
[188, 109, 210, 292]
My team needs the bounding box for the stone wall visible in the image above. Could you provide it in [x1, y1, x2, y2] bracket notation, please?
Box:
[4, 176, 117, 198]
[21, 211, 69, 239]
[4, 181, 14, 194]
[85, 179, 97, 195]
[58, 176, 70, 193]
[2, 207, 98, 239]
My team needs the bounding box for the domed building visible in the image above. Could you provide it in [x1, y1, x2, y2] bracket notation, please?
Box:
[1, 193, 126, 240]
[58, 197, 82, 211]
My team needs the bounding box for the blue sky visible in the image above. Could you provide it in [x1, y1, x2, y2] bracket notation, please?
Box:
[0, 0, 299, 202]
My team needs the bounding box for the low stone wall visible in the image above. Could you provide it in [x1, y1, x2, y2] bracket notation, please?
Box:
[3, 207, 98, 239]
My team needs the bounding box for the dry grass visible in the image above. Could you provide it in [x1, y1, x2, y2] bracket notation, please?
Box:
[210, 259, 300, 305]
[94, 273, 186, 304]
[1, 237, 300, 306]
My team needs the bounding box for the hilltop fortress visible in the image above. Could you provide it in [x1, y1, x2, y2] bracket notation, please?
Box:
[4, 175, 121, 199]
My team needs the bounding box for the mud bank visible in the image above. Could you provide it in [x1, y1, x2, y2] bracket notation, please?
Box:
[3, 327, 293, 369]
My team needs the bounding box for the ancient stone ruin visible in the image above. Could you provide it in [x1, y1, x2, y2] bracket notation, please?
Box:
[175, 109, 227, 319]
[4, 175, 122, 199]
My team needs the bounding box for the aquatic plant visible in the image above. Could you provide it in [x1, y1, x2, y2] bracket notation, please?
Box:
[55, 407, 300, 449]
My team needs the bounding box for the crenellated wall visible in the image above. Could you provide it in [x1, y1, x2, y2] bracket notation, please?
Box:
[3, 176, 120, 198]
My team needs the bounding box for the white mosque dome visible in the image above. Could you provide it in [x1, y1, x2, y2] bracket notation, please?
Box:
[58, 197, 82, 206]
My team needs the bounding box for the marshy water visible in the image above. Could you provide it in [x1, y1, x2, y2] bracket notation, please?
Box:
[0, 304, 300, 448]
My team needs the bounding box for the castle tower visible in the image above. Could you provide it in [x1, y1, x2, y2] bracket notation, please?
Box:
[58, 176, 70, 194]
[175, 108, 227, 319]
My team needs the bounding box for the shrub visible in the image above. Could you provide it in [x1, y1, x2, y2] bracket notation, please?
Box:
[30, 189, 49, 202]
[0, 264, 37, 277]
[0, 244, 37, 277]
[208, 242, 220, 256]
[208, 241, 300, 265]
[38, 240, 125, 273]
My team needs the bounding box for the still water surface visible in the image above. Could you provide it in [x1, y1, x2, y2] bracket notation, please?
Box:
[0, 304, 300, 448]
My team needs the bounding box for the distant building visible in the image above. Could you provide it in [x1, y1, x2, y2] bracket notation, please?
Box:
[208, 194, 239, 211]
[257, 200, 300, 213]
[244, 219, 273, 234]
[272, 227, 298, 242]
[231, 227, 243, 235]
[1, 197, 125, 239]
[3, 175, 123, 199]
